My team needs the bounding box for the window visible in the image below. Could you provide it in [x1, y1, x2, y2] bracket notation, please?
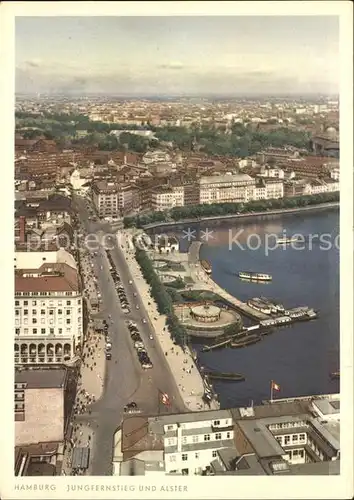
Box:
[66, 310, 71, 315]
[215, 433, 222, 440]
[41, 318, 45, 324]
[32, 310, 37, 315]
[23, 309, 28, 315]
[182, 437, 187, 444]
[276, 436, 283, 444]
[58, 301, 62, 306]
[169, 455, 176, 462]
[284, 436, 290, 445]
[192, 435, 199, 443]
[78, 308, 81, 313]
[15, 310, 19, 316]
[33, 328, 37, 334]
[66, 300, 71, 306]
[15, 300, 19, 306]
[58, 309, 62, 315]
[32, 300, 37, 306]
[50, 328, 54, 335]
[182, 454, 188, 461]
[66, 319, 71, 324]
[41, 309, 45, 315]
[226, 432, 231, 439]
[15, 328, 20, 335]
[212, 451, 217, 458]
[41, 328, 46, 334]
[293, 450, 299, 456]
[299, 450, 304, 458]
[58, 328, 62, 334]
[292, 435, 298, 443]
[24, 301, 28, 306]
[49, 310, 54, 315]
[204, 434, 210, 441]
[167, 438, 174, 446]
[213, 420, 220, 426]
[195, 452, 200, 459]
[32, 318, 37, 324]
[24, 328, 28, 334]
[299, 433, 306, 442]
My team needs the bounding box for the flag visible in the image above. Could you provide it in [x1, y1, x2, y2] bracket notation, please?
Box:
[271, 381, 280, 391]
[160, 391, 170, 406]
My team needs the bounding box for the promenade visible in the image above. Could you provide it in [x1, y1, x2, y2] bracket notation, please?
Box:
[119, 230, 219, 412]
[61, 241, 106, 475]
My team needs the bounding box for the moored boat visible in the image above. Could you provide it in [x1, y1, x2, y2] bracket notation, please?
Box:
[200, 259, 212, 274]
[230, 334, 261, 348]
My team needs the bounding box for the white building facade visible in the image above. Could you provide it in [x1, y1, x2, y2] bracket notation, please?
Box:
[92, 181, 119, 218]
[199, 174, 256, 205]
[15, 263, 83, 366]
[151, 187, 184, 211]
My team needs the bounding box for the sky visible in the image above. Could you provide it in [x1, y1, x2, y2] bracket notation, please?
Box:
[15, 16, 339, 96]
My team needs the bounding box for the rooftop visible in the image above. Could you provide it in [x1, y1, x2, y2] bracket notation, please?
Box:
[15, 367, 68, 389]
[15, 262, 80, 293]
[199, 173, 254, 184]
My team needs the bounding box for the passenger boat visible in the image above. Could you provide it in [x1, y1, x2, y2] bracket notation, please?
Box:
[247, 298, 272, 315]
[200, 260, 212, 274]
[276, 236, 299, 245]
[238, 271, 272, 281]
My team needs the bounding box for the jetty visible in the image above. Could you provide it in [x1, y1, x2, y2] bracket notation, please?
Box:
[189, 242, 269, 321]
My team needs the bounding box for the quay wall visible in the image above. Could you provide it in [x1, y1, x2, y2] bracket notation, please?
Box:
[143, 202, 339, 230]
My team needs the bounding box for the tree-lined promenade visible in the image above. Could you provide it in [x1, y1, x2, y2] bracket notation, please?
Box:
[123, 192, 339, 229]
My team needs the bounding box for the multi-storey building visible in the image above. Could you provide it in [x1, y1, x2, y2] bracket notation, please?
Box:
[114, 394, 340, 476]
[92, 181, 118, 218]
[14, 261, 83, 365]
[263, 179, 284, 199]
[151, 186, 184, 211]
[198, 174, 256, 205]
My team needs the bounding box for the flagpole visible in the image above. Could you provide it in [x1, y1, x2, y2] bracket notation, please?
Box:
[270, 380, 273, 403]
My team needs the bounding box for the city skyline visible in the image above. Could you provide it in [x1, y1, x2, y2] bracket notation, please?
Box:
[16, 16, 339, 96]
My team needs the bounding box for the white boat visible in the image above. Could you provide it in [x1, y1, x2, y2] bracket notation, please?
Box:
[277, 237, 299, 245]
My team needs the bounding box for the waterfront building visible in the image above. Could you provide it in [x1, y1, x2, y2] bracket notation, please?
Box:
[113, 394, 340, 476]
[14, 260, 83, 365]
[151, 186, 184, 211]
[198, 174, 256, 205]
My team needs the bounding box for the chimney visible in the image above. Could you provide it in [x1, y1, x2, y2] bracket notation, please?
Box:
[124, 155, 127, 165]
[19, 216, 26, 243]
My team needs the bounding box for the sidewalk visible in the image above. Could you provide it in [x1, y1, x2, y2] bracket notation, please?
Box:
[61, 326, 106, 475]
[119, 230, 219, 412]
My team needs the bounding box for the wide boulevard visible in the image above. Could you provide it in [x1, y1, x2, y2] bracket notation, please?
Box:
[72, 195, 187, 475]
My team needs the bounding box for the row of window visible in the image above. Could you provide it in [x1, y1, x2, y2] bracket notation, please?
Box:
[275, 433, 307, 446]
[170, 450, 219, 463]
[16, 308, 78, 316]
[167, 431, 231, 447]
[15, 292, 76, 297]
[269, 421, 308, 431]
[287, 449, 305, 460]
[15, 299, 79, 306]
[15, 327, 74, 335]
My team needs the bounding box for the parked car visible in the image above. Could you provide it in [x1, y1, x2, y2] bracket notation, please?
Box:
[105, 352, 112, 360]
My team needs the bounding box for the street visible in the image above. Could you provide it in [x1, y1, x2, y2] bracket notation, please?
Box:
[72, 195, 187, 475]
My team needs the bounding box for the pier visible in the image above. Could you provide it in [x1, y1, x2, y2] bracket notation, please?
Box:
[188, 242, 269, 321]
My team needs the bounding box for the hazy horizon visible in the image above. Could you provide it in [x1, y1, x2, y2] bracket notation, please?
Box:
[16, 16, 339, 96]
